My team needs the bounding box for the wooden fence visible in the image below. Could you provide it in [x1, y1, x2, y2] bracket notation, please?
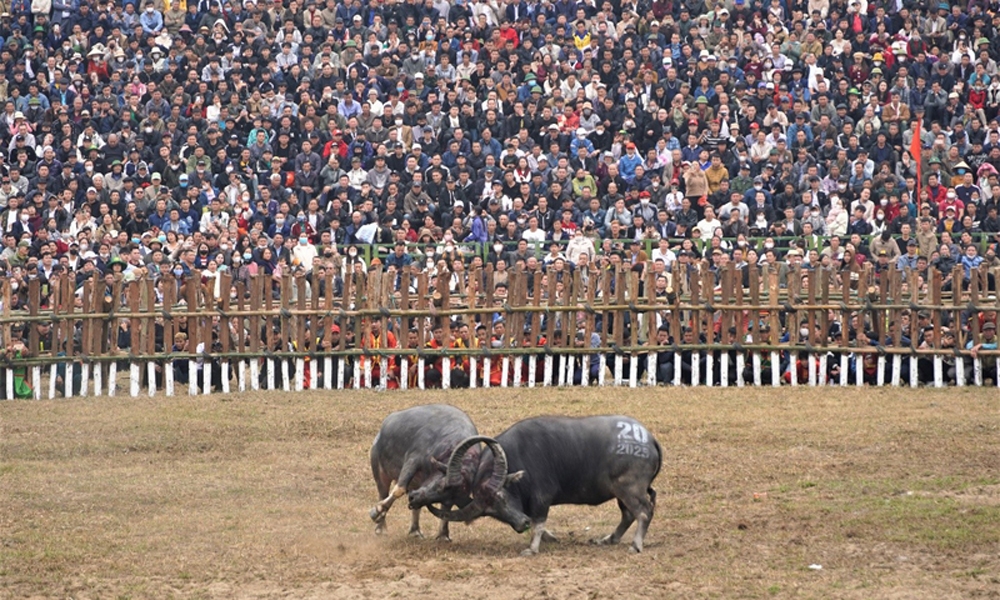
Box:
[1, 260, 998, 399]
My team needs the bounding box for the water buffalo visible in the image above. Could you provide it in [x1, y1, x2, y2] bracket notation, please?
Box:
[412, 415, 662, 554]
[368, 404, 481, 540]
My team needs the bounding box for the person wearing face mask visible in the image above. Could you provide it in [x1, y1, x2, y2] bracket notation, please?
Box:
[633, 191, 658, 223]
[292, 234, 318, 273]
[742, 175, 773, 205]
[342, 245, 365, 277]
[139, 2, 164, 35]
[270, 212, 292, 238]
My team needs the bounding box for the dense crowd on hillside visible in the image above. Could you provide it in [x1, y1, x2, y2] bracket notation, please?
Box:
[2, 0, 1000, 396]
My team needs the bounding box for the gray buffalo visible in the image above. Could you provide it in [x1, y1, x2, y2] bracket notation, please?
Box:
[411, 415, 662, 554]
[368, 404, 481, 540]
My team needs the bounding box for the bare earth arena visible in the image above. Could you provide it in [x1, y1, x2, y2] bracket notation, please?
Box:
[1, 387, 998, 599]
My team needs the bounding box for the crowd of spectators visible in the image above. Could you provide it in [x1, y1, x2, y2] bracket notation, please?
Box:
[1, 0, 1000, 386]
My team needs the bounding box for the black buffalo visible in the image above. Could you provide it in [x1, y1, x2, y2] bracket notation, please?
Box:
[410, 415, 662, 554]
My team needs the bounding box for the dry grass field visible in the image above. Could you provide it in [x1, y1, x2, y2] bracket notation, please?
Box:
[1, 386, 999, 599]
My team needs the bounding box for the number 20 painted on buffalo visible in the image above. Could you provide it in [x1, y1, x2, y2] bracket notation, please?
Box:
[615, 421, 650, 458]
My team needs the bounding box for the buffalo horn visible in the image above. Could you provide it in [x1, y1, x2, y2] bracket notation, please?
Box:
[426, 500, 483, 523]
[483, 439, 509, 495]
[445, 436, 496, 487]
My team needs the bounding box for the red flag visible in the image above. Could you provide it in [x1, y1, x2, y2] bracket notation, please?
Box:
[910, 119, 922, 205]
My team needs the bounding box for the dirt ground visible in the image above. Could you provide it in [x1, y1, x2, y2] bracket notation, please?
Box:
[1, 387, 999, 600]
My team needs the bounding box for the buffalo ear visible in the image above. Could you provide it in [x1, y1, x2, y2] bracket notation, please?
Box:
[505, 470, 525, 485]
[430, 457, 448, 473]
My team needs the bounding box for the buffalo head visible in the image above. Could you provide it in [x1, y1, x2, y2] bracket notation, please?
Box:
[421, 436, 531, 533]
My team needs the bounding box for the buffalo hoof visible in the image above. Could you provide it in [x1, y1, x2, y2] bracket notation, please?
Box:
[435, 534, 452, 543]
[408, 529, 425, 539]
[374, 524, 387, 535]
[590, 535, 615, 546]
[520, 548, 538, 557]
[629, 545, 642, 554]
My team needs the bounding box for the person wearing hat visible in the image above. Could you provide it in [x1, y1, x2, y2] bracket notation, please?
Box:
[965, 317, 998, 382]
[895, 238, 921, 271]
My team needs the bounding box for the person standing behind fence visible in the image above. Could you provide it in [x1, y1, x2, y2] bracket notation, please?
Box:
[965, 322, 998, 384]
[359, 319, 398, 389]
[1, 327, 32, 399]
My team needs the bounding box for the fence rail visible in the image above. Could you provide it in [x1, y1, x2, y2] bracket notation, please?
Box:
[1, 260, 998, 399]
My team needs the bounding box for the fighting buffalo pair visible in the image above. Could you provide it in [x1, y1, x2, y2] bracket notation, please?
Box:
[369, 405, 661, 555]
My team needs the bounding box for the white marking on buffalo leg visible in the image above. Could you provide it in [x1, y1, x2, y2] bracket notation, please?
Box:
[522, 520, 548, 556]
